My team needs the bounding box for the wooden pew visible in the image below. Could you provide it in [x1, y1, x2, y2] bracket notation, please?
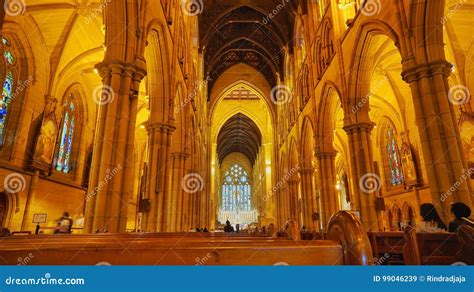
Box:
[369, 227, 468, 265]
[403, 226, 462, 265]
[367, 231, 405, 265]
[0, 235, 344, 265]
[0, 211, 373, 266]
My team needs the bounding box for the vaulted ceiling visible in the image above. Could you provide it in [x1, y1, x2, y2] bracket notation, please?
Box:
[199, 0, 303, 98]
[217, 113, 262, 165]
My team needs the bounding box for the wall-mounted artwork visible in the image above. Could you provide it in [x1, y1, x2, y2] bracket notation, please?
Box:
[32, 112, 58, 171]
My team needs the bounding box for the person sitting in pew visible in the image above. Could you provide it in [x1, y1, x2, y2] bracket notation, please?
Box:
[448, 202, 474, 232]
[0, 227, 10, 238]
[223, 220, 234, 232]
[417, 203, 447, 233]
[203, 227, 209, 232]
[54, 211, 73, 234]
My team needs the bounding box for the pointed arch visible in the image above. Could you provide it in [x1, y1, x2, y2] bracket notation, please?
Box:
[300, 115, 316, 169]
[347, 21, 403, 118]
[317, 82, 344, 152]
[145, 23, 172, 124]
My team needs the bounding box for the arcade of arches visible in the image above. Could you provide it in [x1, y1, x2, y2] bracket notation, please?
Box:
[0, 0, 472, 235]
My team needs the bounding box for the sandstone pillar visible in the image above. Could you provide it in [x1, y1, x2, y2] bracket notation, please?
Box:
[343, 122, 379, 231]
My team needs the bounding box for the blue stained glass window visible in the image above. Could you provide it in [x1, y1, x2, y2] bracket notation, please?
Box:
[0, 36, 16, 147]
[221, 164, 251, 211]
[56, 94, 76, 173]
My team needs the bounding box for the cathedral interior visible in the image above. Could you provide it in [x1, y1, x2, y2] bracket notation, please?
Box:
[0, 0, 472, 266]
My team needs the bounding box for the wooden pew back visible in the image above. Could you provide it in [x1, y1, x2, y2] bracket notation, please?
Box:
[369, 227, 464, 265]
[0, 211, 373, 266]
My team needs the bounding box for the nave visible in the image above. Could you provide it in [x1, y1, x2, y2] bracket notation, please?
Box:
[0, 0, 472, 265]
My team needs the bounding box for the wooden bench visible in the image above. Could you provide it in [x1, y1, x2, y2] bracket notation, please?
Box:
[0, 211, 373, 266]
[403, 226, 466, 265]
[367, 231, 405, 265]
[368, 227, 471, 265]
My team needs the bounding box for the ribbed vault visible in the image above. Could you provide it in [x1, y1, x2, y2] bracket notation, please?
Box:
[199, 1, 306, 97]
[217, 113, 262, 165]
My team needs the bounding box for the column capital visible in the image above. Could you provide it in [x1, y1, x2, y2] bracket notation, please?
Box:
[314, 149, 337, 159]
[343, 122, 375, 134]
[171, 152, 191, 160]
[298, 168, 315, 175]
[95, 60, 148, 81]
[146, 122, 176, 134]
[401, 60, 452, 83]
[287, 179, 298, 185]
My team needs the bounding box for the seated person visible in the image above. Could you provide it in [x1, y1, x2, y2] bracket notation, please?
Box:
[54, 211, 73, 234]
[417, 203, 446, 233]
[448, 202, 474, 232]
[0, 227, 10, 238]
[223, 220, 234, 232]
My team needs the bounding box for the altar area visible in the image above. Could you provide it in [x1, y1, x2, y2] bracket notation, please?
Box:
[217, 209, 258, 226]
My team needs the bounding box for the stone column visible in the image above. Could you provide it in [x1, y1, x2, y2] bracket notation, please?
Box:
[402, 62, 473, 219]
[343, 122, 379, 231]
[85, 61, 146, 233]
[142, 123, 174, 232]
[299, 168, 317, 231]
[169, 152, 189, 231]
[315, 150, 338, 229]
[287, 179, 299, 226]
[279, 184, 290, 226]
[181, 163, 192, 231]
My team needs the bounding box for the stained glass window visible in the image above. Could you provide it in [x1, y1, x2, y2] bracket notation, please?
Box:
[222, 164, 251, 211]
[386, 126, 403, 186]
[0, 36, 17, 147]
[56, 94, 76, 173]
